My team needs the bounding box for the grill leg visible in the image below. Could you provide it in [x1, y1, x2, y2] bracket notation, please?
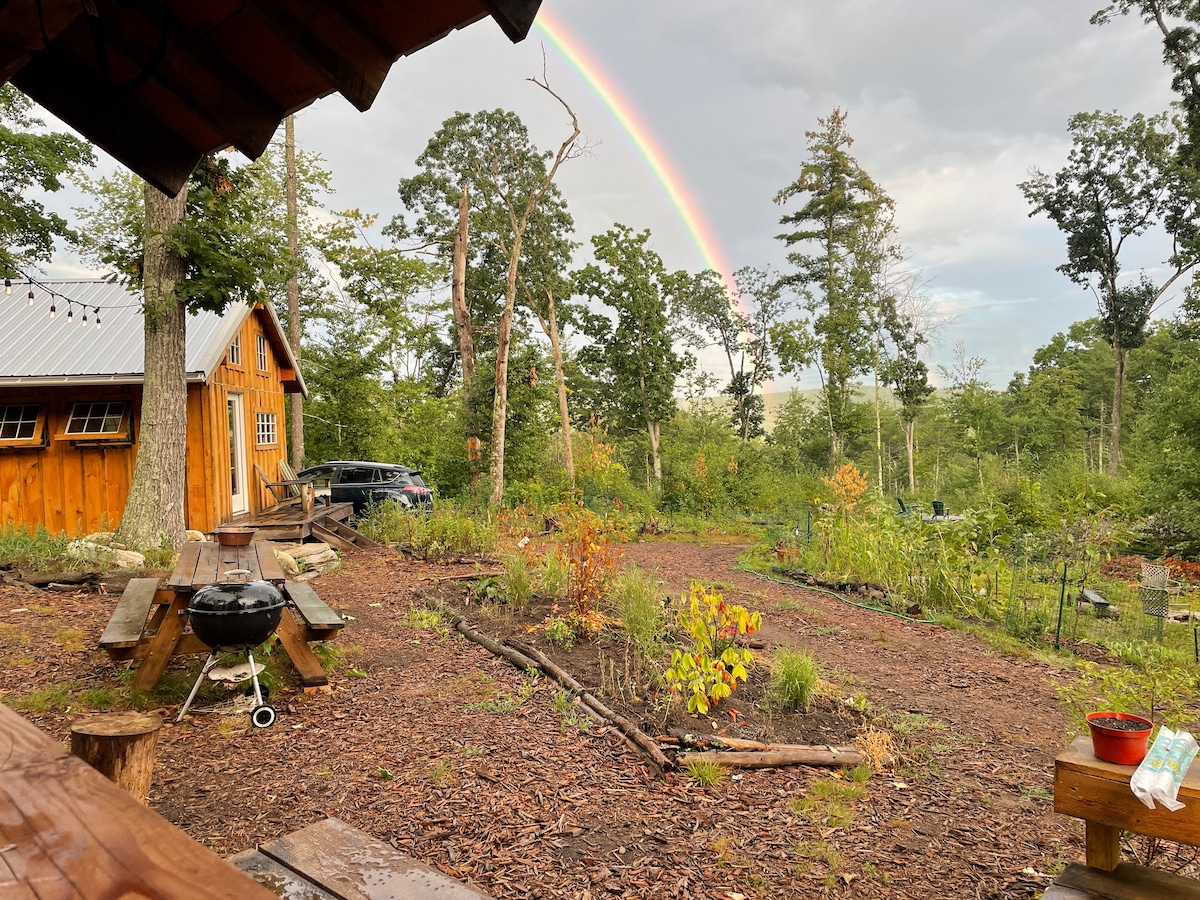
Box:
[176, 653, 220, 722]
[246, 649, 264, 708]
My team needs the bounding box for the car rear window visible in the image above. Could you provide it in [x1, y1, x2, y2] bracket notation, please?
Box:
[410, 474, 427, 487]
[339, 467, 384, 484]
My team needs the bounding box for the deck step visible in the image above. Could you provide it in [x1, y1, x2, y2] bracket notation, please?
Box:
[312, 517, 381, 551]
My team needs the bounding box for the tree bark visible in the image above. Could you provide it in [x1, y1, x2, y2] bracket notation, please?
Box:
[1109, 339, 1124, 477]
[117, 183, 188, 551]
[545, 289, 575, 488]
[452, 186, 475, 383]
[904, 418, 916, 493]
[488, 233, 523, 504]
[70, 711, 162, 804]
[285, 115, 304, 471]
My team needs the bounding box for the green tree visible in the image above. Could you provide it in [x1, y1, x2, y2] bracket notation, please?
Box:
[395, 80, 581, 504]
[677, 266, 787, 442]
[575, 225, 685, 486]
[0, 85, 93, 276]
[774, 108, 892, 463]
[75, 154, 301, 548]
[1020, 110, 1200, 474]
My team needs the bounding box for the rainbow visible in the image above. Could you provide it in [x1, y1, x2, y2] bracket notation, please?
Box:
[532, 9, 739, 300]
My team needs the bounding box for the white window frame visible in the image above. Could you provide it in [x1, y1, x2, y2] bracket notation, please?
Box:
[256, 334, 268, 371]
[229, 334, 242, 366]
[255, 412, 278, 447]
[63, 401, 128, 437]
[0, 404, 43, 444]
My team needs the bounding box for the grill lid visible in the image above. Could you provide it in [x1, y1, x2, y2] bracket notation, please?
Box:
[188, 580, 284, 616]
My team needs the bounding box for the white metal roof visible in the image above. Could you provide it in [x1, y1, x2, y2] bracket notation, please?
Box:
[0, 280, 305, 395]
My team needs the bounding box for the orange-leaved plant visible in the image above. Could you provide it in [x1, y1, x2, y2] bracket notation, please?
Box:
[664, 582, 762, 715]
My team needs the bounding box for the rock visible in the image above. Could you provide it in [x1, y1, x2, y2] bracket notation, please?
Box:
[289, 542, 332, 561]
[112, 549, 146, 569]
[302, 549, 338, 567]
[315, 557, 341, 574]
[83, 532, 115, 546]
[274, 550, 300, 576]
[185, 530, 207, 542]
[67, 540, 114, 564]
[295, 571, 320, 582]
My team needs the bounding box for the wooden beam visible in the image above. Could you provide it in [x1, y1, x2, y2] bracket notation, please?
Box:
[241, 0, 396, 111]
[0, 0, 84, 84]
[480, 0, 543, 43]
[12, 41, 201, 195]
[96, 0, 284, 159]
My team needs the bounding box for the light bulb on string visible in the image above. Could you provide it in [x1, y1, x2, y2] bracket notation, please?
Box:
[81, 309, 88, 326]
[94, 308, 101, 330]
[66, 305, 73, 324]
[3, 278, 10, 295]
[49, 302, 56, 320]
[27, 282, 34, 307]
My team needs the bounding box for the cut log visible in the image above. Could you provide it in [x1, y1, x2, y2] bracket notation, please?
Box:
[20, 570, 99, 588]
[69, 711, 162, 803]
[419, 571, 504, 583]
[677, 747, 865, 769]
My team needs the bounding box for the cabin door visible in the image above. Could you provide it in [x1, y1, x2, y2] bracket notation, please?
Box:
[227, 394, 249, 515]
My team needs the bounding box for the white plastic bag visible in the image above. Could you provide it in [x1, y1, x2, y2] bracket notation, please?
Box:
[1131, 726, 1198, 811]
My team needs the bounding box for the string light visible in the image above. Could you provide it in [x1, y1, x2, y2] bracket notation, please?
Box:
[81, 309, 88, 326]
[66, 305, 73, 324]
[3, 278, 10, 295]
[26, 282, 34, 307]
[48, 302, 56, 320]
[4, 269, 146, 328]
[94, 308, 101, 330]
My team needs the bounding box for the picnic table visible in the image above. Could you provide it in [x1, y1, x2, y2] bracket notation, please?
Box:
[0, 703, 278, 899]
[100, 541, 344, 692]
[1046, 736, 1200, 899]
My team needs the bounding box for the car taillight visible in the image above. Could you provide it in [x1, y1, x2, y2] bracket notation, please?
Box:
[402, 485, 430, 494]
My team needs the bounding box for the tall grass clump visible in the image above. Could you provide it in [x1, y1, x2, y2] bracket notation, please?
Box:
[767, 648, 821, 711]
[540, 554, 567, 600]
[360, 500, 497, 555]
[611, 566, 668, 664]
[0, 524, 72, 571]
[503, 553, 533, 609]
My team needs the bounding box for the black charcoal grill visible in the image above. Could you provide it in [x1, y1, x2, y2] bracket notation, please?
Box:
[175, 573, 285, 728]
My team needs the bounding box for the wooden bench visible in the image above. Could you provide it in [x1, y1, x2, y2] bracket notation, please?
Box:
[229, 817, 494, 899]
[98, 577, 163, 650]
[0, 703, 277, 899]
[1047, 736, 1200, 899]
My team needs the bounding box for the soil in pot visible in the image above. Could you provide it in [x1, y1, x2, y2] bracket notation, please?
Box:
[1090, 716, 1153, 732]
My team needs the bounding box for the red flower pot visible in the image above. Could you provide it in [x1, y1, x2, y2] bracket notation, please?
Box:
[1087, 711, 1153, 765]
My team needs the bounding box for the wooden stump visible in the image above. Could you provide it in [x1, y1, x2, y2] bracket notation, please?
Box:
[69, 711, 162, 804]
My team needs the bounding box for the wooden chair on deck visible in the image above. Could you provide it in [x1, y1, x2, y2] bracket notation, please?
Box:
[255, 463, 313, 514]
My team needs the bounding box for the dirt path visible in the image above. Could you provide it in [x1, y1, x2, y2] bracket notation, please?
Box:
[0, 541, 1083, 899]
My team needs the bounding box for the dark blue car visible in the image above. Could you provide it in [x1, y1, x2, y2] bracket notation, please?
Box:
[297, 460, 433, 516]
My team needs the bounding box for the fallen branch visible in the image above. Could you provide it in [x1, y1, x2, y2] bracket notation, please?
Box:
[418, 571, 504, 583]
[658, 730, 837, 753]
[20, 570, 99, 588]
[507, 639, 674, 773]
[677, 747, 864, 769]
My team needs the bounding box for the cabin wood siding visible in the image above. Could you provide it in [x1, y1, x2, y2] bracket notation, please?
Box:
[2, 307, 294, 537]
[0, 385, 141, 535]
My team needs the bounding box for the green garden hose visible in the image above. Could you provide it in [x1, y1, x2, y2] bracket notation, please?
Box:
[735, 562, 938, 624]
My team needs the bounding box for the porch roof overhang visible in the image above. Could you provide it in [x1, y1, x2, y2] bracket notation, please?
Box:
[0, 0, 542, 195]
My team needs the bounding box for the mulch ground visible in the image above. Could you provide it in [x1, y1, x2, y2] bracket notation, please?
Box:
[0, 539, 1094, 899]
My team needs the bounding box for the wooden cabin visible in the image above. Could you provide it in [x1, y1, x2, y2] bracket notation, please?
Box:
[0, 280, 305, 536]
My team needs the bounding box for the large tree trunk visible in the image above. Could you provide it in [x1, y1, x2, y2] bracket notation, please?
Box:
[284, 115, 304, 471]
[545, 289, 575, 489]
[117, 183, 188, 551]
[1109, 338, 1124, 477]
[488, 235, 522, 504]
[452, 187, 482, 491]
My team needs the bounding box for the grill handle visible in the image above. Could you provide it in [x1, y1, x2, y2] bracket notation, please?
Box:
[222, 568, 253, 579]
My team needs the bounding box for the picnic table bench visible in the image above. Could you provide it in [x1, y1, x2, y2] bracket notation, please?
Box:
[1047, 736, 1200, 898]
[99, 541, 344, 691]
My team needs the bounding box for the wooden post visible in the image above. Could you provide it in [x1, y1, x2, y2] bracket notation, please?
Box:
[69, 711, 163, 804]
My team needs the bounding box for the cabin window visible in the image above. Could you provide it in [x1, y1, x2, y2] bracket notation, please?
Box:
[0, 404, 43, 445]
[256, 334, 268, 371]
[64, 401, 127, 437]
[256, 412, 277, 447]
[229, 334, 242, 366]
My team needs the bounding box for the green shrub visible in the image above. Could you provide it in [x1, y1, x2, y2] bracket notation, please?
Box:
[541, 554, 567, 600]
[0, 524, 72, 572]
[359, 500, 497, 555]
[543, 616, 575, 649]
[767, 648, 821, 711]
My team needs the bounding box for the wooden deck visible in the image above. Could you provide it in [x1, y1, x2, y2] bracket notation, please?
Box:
[224, 501, 354, 542]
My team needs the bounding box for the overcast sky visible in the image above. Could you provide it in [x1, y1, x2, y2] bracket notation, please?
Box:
[49, 0, 1181, 389]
